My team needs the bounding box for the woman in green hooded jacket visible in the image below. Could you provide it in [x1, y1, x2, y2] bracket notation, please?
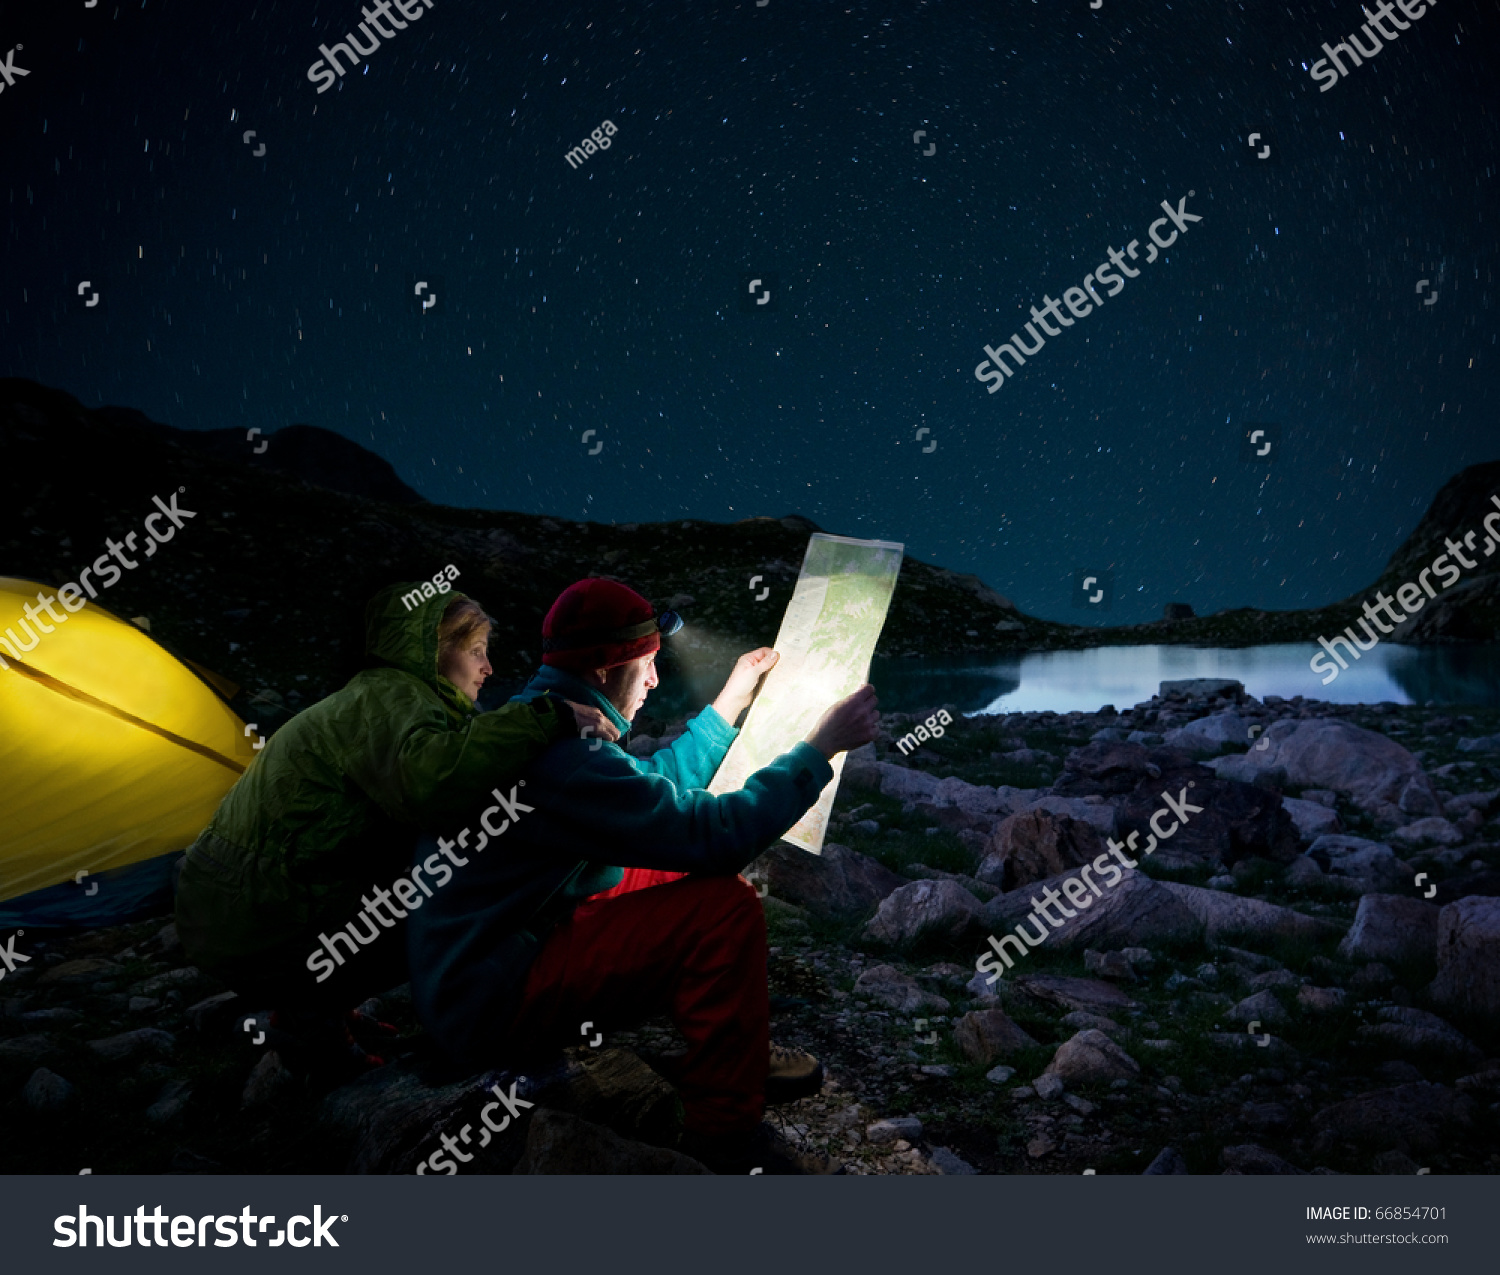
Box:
[174, 582, 613, 1067]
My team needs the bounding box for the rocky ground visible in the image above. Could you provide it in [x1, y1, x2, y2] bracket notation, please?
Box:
[5, 680, 1500, 1174]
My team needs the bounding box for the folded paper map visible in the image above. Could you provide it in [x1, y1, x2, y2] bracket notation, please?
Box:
[708, 532, 904, 853]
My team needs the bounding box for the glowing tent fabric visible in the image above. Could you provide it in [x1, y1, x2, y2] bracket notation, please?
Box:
[0, 577, 250, 917]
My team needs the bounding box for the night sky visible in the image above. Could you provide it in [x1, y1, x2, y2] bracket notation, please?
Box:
[4, 0, 1497, 626]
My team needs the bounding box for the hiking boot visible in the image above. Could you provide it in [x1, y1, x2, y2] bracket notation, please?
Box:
[765, 1041, 824, 1105]
[680, 1121, 843, 1175]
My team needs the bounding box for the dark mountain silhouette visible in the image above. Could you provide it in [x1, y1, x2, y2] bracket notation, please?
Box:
[1, 378, 1496, 727]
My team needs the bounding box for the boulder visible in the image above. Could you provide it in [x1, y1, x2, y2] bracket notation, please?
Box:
[1023, 795, 1117, 838]
[1228, 989, 1289, 1027]
[1284, 855, 1326, 887]
[1143, 1146, 1190, 1174]
[1060, 1011, 1123, 1037]
[146, 1079, 194, 1124]
[1009, 974, 1137, 1015]
[1158, 881, 1341, 943]
[864, 878, 982, 946]
[1083, 949, 1136, 981]
[978, 866, 1203, 954]
[1117, 765, 1300, 868]
[38, 958, 123, 987]
[1160, 678, 1244, 701]
[0, 1035, 65, 1067]
[1220, 1144, 1307, 1174]
[1444, 790, 1499, 820]
[1162, 711, 1258, 757]
[975, 807, 1103, 890]
[1042, 1029, 1140, 1084]
[1337, 894, 1440, 965]
[317, 1047, 684, 1174]
[1357, 1007, 1483, 1063]
[513, 1110, 711, 1175]
[1051, 741, 1154, 799]
[1282, 797, 1343, 843]
[874, 764, 1028, 818]
[751, 841, 908, 920]
[1312, 1083, 1477, 1157]
[185, 991, 243, 1037]
[1306, 835, 1413, 892]
[1388, 817, 1465, 849]
[1297, 986, 1346, 1012]
[241, 1052, 294, 1109]
[928, 1146, 979, 1175]
[1428, 896, 1500, 1020]
[1214, 719, 1441, 821]
[852, 964, 950, 1014]
[22, 1067, 78, 1115]
[87, 1028, 175, 1063]
[867, 1116, 922, 1144]
[951, 1008, 1039, 1063]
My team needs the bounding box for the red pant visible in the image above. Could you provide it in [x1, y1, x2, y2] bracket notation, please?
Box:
[508, 868, 769, 1135]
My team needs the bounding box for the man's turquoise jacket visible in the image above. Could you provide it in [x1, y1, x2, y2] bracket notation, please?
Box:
[408, 663, 834, 1068]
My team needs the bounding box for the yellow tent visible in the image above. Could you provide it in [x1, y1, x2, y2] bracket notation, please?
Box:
[0, 577, 255, 908]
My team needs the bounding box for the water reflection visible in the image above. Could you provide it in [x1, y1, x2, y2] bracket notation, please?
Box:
[868, 643, 1500, 715]
[586, 641, 1500, 723]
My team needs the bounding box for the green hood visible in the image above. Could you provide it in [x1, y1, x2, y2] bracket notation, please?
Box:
[365, 582, 474, 715]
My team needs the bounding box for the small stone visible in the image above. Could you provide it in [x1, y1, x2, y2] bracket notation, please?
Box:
[919, 1064, 955, 1078]
[928, 1146, 979, 1174]
[985, 1065, 1017, 1085]
[129, 996, 161, 1013]
[1034, 1073, 1065, 1100]
[866, 1117, 923, 1145]
[22, 1067, 78, 1115]
[1228, 990, 1289, 1026]
[1143, 1146, 1189, 1174]
[241, 1050, 294, 1109]
[1063, 1093, 1096, 1115]
[1044, 1029, 1141, 1085]
[87, 1028, 175, 1063]
[146, 1079, 193, 1125]
[1027, 1136, 1056, 1158]
[1298, 985, 1346, 1012]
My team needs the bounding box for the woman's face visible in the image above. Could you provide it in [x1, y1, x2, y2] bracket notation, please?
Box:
[438, 629, 493, 702]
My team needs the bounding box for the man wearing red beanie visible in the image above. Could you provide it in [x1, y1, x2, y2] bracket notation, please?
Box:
[409, 576, 880, 1173]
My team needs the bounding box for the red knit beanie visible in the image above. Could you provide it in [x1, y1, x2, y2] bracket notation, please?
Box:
[541, 578, 661, 672]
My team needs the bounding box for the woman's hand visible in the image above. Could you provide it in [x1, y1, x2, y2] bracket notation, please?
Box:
[711, 648, 779, 726]
[562, 700, 621, 745]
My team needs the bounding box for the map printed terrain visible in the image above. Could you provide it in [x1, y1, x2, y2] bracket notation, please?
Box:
[707, 533, 904, 853]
